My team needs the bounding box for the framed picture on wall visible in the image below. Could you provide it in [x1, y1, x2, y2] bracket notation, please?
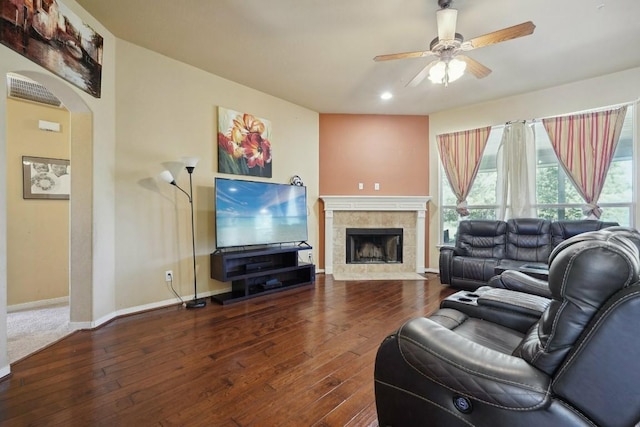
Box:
[217, 106, 273, 178]
[0, 0, 103, 97]
[22, 156, 70, 200]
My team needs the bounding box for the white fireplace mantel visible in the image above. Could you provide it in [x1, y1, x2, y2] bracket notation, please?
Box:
[321, 196, 432, 274]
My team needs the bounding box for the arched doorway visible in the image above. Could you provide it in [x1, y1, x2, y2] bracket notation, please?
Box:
[5, 70, 94, 361]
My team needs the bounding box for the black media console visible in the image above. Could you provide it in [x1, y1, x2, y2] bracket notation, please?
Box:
[210, 245, 315, 305]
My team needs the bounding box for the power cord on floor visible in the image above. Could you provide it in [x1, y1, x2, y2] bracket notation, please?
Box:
[166, 272, 185, 306]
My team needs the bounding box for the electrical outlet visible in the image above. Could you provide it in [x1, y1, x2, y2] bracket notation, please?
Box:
[165, 270, 173, 282]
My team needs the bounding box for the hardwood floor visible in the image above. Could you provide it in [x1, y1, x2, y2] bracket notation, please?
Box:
[0, 273, 454, 426]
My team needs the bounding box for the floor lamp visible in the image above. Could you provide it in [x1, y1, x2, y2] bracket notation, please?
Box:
[160, 157, 206, 309]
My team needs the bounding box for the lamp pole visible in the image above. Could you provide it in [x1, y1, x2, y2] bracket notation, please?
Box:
[159, 158, 205, 309]
[184, 164, 205, 309]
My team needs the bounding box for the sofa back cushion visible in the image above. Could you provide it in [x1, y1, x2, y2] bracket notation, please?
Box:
[551, 220, 619, 247]
[506, 218, 552, 262]
[456, 220, 506, 258]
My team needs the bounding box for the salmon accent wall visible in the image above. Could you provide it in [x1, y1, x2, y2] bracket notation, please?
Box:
[319, 114, 430, 270]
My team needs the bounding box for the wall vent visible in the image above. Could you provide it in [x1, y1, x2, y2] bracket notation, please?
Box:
[7, 73, 63, 108]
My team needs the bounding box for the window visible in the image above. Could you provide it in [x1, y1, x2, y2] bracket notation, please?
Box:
[440, 104, 634, 243]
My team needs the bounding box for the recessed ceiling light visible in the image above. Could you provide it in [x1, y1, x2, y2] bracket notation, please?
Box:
[380, 92, 393, 100]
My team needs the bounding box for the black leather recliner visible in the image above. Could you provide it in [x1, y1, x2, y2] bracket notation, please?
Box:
[440, 218, 553, 290]
[440, 219, 618, 290]
[439, 219, 507, 289]
[375, 229, 640, 427]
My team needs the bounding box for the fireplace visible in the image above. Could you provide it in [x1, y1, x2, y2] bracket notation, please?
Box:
[320, 196, 431, 275]
[346, 228, 403, 264]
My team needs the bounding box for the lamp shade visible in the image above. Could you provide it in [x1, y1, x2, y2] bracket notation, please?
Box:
[428, 61, 447, 84]
[182, 157, 199, 168]
[447, 58, 467, 82]
[436, 8, 457, 41]
[159, 170, 175, 184]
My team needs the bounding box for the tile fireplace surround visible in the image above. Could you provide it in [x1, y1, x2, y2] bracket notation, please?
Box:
[321, 196, 432, 275]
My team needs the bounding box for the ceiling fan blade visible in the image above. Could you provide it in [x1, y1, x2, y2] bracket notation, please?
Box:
[463, 21, 535, 50]
[436, 8, 457, 41]
[406, 60, 438, 87]
[458, 55, 491, 79]
[373, 50, 434, 62]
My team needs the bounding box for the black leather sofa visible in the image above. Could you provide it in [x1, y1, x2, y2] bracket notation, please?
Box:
[439, 218, 618, 290]
[375, 228, 640, 426]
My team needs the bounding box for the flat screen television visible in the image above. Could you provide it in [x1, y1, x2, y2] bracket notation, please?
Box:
[215, 177, 309, 249]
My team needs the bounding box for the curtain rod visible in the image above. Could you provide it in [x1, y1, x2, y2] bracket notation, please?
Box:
[505, 119, 537, 125]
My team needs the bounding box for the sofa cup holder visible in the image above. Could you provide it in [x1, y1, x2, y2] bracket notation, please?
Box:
[446, 291, 481, 305]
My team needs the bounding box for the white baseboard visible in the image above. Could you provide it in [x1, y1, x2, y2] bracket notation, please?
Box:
[424, 267, 439, 274]
[0, 364, 10, 380]
[85, 290, 219, 329]
[8, 296, 69, 313]
[8, 292, 221, 328]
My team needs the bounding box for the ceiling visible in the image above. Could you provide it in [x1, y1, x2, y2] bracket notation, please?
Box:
[75, 0, 640, 115]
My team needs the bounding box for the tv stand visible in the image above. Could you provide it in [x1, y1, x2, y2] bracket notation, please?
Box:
[210, 245, 315, 305]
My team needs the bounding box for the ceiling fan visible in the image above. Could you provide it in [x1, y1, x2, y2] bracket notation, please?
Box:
[374, 0, 535, 87]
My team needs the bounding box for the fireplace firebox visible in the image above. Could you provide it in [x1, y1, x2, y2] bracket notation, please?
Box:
[346, 228, 403, 264]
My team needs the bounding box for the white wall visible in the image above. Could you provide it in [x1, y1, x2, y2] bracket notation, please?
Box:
[113, 40, 320, 308]
[427, 67, 640, 268]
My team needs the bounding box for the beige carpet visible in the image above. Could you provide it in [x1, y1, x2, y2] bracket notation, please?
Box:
[332, 272, 427, 281]
[7, 302, 78, 364]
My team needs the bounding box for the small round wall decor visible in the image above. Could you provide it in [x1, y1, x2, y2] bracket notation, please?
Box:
[290, 175, 304, 186]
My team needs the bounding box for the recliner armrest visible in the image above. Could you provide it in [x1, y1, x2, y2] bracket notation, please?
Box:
[397, 317, 551, 409]
[438, 246, 455, 285]
[488, 270, 552, 298]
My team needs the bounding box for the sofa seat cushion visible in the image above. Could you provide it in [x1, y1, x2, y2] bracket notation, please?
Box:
[427, 308, 525, 354]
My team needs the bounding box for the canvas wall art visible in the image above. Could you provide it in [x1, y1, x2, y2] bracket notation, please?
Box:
[23, 155, 70, 199]
[0, 0, 103, 97]
[217, 107, 272, 178]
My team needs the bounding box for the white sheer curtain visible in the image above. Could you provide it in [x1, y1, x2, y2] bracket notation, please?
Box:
[496, 121, 536, 220]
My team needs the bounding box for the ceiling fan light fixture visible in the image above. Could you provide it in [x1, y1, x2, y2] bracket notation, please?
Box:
[436, 8, 458, 41]
[428, 58, 466, 86]
[428, 61, 447, 84]
[448, 57, 466, 80]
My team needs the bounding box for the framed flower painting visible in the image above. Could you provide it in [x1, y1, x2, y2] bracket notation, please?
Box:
[22, 156, 70, 200]
[217, 107, 272, 178]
